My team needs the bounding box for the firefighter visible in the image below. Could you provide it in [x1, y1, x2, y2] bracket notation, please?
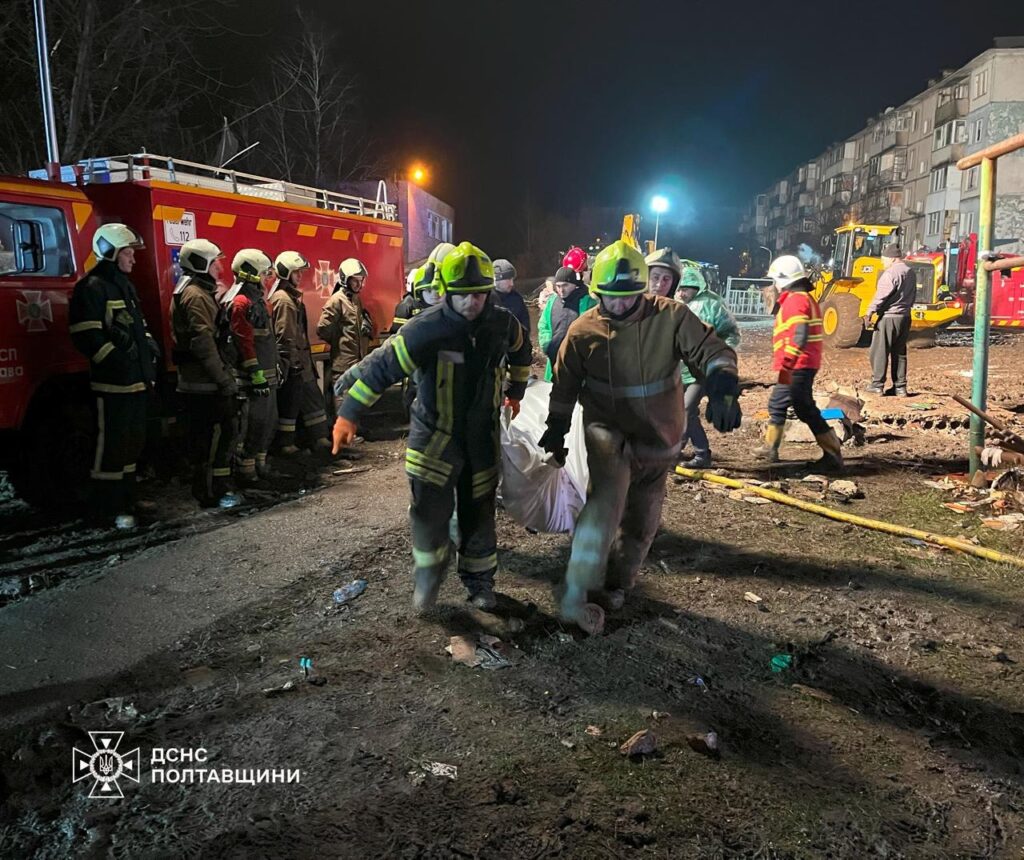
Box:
[538, 265, 596, 381]
[491, 259, 530, 334]
[645, 247, 682, 298]
[676, 263, 741, 469]
[221, 249, 279, 485]
[755, 255, 843, 469]
[318, 257, 372, 379]
[332, 241, 532, 611]
[170, 238, 242, 508]
[68, 223, 158, 529]
[539, 241, 741, 635]
[270, 251, 331, 454]
[390, 263, 439, 334]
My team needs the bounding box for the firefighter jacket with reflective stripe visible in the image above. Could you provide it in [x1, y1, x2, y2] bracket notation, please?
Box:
[772, 286, 823, 372]
[220, 282, 280, 389]
[339, 301, 532, 495]
[317, 285, 370, 375]
[389, 294, 429, 334]
[69, 260, 157, 394]
[549, 294, 737, 458]
[269, 280, 315, 382]
[170, 273, 233, 394]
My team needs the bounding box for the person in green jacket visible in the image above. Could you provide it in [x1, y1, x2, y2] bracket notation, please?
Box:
[538, 266, 597, 381]
[676, 263, 741, 468]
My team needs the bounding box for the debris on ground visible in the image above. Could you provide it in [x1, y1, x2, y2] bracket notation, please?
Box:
[688, 675, 709, 693]
[332, 579, 368, 605]
[585, 725, 603, 737]
[828, 479, 863, 500]
[651, 710, 671, 721]
[446, 634, 516, 669]
[620, 729, 657, 758]
[262, 680, 297, 697]
[686, 732, 720, 759]
[408, 760, 458, 784]
[791, 683, 837, 704]
[77, 696, 140, 723]
[743, 591, 763, 605]
[770, 654, 794, 673]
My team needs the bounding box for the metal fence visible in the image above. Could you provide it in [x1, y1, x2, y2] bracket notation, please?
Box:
[723, 277, 774, 319]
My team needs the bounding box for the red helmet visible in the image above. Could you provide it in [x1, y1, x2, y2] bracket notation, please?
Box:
[562, 246, 588, 273]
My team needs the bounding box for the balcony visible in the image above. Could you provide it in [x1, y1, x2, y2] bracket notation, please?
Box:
[931, 142, 965, 166]
[880, 128, 910, 150]
[935, 97, 969, 126]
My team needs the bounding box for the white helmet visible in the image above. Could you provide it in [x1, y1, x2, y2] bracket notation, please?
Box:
[428, 242, 455, 264]
[231, 248, 272, 283]
[766, 254, 807, 290]
[274, 250, 309, 280]
[339, 258, 368, 280]
[179, 239, 224, 275]
[93, 223, 144, 261]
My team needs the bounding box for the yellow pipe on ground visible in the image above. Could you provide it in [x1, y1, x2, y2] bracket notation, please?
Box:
[674, 467, 1024, 569]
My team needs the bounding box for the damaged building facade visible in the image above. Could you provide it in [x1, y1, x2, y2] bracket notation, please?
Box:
[739, 38, 1024, 262]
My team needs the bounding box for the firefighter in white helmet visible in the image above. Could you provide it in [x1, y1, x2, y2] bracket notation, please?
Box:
[68, 223, 159, 529]
[317, 257, 372, 423]
[269, 251, 331, 454]
[221, 249, 279, 484]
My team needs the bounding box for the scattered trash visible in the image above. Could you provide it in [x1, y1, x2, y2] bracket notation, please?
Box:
[619, 729, 657, 757]
[219, 492, 243, 509]
[409, 760, 458, 781]
[728, 489, 771, 505]
[828, 480, 863, 500]
[791, 683, 836, 704]
[657, 617, 682, 634]
[686, 732, 720, 759]
[982, 518, 1021, 531]
[560, 738, 576, 750]
[743, 591, 763, 605]
[105, 554, 122, 567]
[332, 579, 368, 605]
[908, 402, 938, 411]
[554, 631, 574, 644]
[903, 538, 928, 548]
[299, 657, 312, 678]
[770, 653, 794, 673]
[942, 502, 973, 513]
[687, 675, 709, 693]
[651, 710, 670, 721]
[585, 725, 603, 737]
[802, 474, 829, 485]
[446, 634, 515, 669]
[988, 646, 1014, 664]
[79, 696, 140, 723]
[262, 680, 297, 698]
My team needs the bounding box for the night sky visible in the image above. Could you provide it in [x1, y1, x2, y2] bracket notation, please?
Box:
[239, 0, 1022, 262]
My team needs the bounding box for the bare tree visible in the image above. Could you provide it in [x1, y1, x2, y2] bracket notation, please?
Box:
[0, 0, 224, 173]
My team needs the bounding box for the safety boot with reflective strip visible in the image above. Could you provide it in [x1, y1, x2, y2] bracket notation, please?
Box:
[753, 423, 785, 463]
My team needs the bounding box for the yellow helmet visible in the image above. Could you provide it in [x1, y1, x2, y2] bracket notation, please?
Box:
[231, 248, 272, 283]
[590, 241, 647, 296]
[412, 262, 439, 295]
[274, 250, 310, 280]
[438, 241, 494, 295]
[92, 223, 144, 261]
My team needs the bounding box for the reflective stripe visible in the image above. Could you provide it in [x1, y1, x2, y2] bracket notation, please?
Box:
[773, 315, 811, 335]
[459, 553, 497, 574]
[406, 461, 449, 488]
[70, 320, 102, 333]
[91, 381, 147, 394]
[784, 345, 802, 355]
[472, 465, 499, 486]
[123, 463, 136, 474]
[92, 342, 115, 363]
[406, 448, 453, 476]
[90, 469, 123, 480]
[104, 299, 126, 329]
[510, 325, 524, 353]
[212, 467, 232, 477]
[303, 411, 328, 426]
[413, 544, 450, 568]
[393, 335, 417, 375]
[349, 379, 381, 407]
[508, 365, 530, 382]
[585, 374, 676, 399]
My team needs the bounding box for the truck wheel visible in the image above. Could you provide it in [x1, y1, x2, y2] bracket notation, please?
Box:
[821, 293, 863, 348]
[7, 381, 94, 511]
[908, 331, 937, 349]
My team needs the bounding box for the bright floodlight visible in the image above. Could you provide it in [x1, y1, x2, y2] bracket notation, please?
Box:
[651, 195, 669, 214]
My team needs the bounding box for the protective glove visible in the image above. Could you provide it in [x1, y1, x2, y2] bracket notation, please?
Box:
[250, 369, 271, 397]
[539, 417, 570, 468]
[332, 416, 357, 454]
[110, 325, 139, 359]
[704, 368, 742, 433]
[360, 315, 374, 339]
[503, 397, 521, 419]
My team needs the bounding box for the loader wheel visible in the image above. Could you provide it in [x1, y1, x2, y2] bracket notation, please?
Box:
[7, 379, 94, 511]
[821, 293, 863, 348]
[907, 330, 937, 349]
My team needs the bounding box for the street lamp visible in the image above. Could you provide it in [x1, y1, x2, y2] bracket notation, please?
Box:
[410, 164, 428, 185]
[651, 195, 669, 247]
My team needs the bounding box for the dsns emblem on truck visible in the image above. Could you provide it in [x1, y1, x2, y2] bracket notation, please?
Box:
[72, 731, 141, 798]
[16, 290, 53, 332]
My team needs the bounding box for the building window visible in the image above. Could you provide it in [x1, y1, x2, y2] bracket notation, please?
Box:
[929, 167, 947, 193]
[975, 69, 989, 98]
[965, 166, 979, 191]
[868, 154, 881, 177]
[933, 120, 966, 150]
[923, 118, 930, 135]
[964, 212, 976, 235]
[972, 118, 984, 143]
[426, 210, 451, 242]
[954, 82, 969, 100]
[927, 211, 942, 235]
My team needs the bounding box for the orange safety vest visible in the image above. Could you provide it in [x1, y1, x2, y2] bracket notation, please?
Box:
[772, 289, 823, 371]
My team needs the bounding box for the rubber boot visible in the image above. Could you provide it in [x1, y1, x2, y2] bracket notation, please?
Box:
[753, 424, 785, 463]
[813, 429, 844, 471]
[413, 565, 447, 612]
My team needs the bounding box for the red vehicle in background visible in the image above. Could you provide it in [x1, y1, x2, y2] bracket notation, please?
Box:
[0, 153, 405, 506]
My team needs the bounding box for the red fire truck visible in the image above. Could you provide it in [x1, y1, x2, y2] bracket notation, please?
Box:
[0, 153, 405, 506]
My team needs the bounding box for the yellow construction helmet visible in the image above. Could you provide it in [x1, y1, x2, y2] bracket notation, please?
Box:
[590, 241, 648, 296]
[179, 239, 224, 275]
[93, 223, 144, 261]
[274, 250, 310, 280]
[438, 242, 494, 295]
[231, 248, 272, 283]
[412, 262, 439, 295]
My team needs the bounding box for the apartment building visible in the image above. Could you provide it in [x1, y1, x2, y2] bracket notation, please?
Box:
[739, 38, 1024, 261]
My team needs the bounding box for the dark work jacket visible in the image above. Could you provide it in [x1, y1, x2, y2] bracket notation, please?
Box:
[545, 285, 591, 365]
[491, 289, 530, 336]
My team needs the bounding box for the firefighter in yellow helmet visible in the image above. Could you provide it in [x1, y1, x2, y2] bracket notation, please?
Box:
[540, 241, 741, 634]
[68, 223, 159, 528]
[333, 242, 533, 611]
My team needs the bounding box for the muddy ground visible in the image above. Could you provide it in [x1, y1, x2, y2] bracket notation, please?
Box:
[2, 326, 1024, 858]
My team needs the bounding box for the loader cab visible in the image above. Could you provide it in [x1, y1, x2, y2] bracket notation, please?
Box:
[826, 225, 898, 279]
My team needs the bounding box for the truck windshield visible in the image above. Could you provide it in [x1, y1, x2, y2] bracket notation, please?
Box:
[907, 261, 935, 303]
